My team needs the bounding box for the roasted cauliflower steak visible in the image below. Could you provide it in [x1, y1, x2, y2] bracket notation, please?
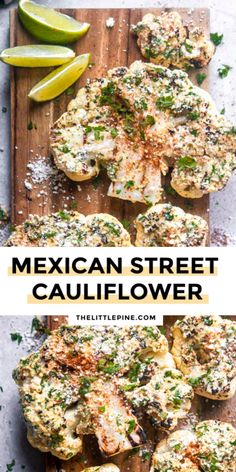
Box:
[50, 61, 236, 204]
[82, 466, 120, 472]
[132, 11, 215, 69]
[151, 420, 236, 472]
[13, 326, 193, 460]
[5, 211, 131, 247]
[172, 315, 236, 399]
[135, 204, 208, 246]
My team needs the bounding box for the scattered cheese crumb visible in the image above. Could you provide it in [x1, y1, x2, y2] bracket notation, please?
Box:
[24, 180, 32, 191]
[106, 17, 115, 28]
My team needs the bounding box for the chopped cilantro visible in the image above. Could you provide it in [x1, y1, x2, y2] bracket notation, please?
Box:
[110, 128, 118, 138]
[0, 207, 7, 221]
[70, 201, 77, 209]
[43, 231, 57, 239]
[127, 419, 136, 434]
[27, 121, 37, 130]
[163, 211, 174, 221]
[220, 107, 225, 115]
[125, 180, 135, 189]
[142, 451, 151, 461]
[210, 32, 223, 46]
[98, 405, 106, 413]
[10, 333, 22, 345]
[187, 111, 200, 121]
[227, 126, 236, 135]
[104, 222, 120, 237]
[134, 98, 148, 110]
[184, 42, 193, 53]
[121, 219, 131, 231]
[172, 389, 183, 406]
[65, 86, 74, 96]
[173, 443, 182, 452]
[163, 184, 177, 196]
[204, 316, 213, 326]
[58, 210, 70, 220]
[196, 73, 207, 86]
[177, 156, 197, 170]
[85, 125, 106, 140]
[144, 327, 159, 339]
[97, 359, 120, 375]
[164, 370, 174, 378]
[31, 316, 41, 333]
[188, 376, 202, 387]
[49, 433, 64, 448]
[140, 115, 155, 127]
[128, 362, 141, 382]
[156, 95, 175, 109]
[60, 144, 70, 153]
[122, 383, 138, 391]
[218, 64, 232, 78]
[6, 460, 15, 471]
[79, 377, 93, 397]
[92, 175, 101, 189]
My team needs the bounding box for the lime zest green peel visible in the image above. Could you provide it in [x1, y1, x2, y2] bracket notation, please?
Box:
[18, 0, 90, 45]
[28, 53, 91, 102]
[0, 45, 75, 67]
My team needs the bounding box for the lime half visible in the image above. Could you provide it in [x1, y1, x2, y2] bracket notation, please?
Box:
[18, 0, 90, 45]
[0, 45, 75, 67]
[28, 53, 90, 102]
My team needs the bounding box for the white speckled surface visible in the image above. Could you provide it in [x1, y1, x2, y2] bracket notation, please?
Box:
[0, 1, 236, 470]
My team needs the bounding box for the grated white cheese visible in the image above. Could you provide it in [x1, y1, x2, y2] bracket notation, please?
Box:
[106, 17, 115, 28]
[24, 180, 32, 191]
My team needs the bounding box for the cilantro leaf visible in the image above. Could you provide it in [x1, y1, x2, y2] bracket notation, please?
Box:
[210, 32, 223, 46]
[218, 64, 232, 78]
[10, 333, 22, 345]
[196, 72, 207, 86]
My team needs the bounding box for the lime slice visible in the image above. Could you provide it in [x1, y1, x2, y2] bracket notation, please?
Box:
[28, 53, 90, 102]
[18, 0, 90, 45]
[0, 45, 75, 67]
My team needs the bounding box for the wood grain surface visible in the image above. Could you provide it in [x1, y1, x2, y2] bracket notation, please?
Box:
[10, 8, 209, 239]
[46, 315, 236, 472]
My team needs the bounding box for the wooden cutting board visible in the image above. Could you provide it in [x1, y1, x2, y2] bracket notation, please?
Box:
[46, 316, 236, 472]
[10, 7, 209, 236]
[9, 7, 230, 472]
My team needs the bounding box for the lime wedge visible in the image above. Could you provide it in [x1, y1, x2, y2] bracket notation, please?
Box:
[28, 53, 90, 102]
[18, 0, 90, 45]
[0, 45, 75, 67]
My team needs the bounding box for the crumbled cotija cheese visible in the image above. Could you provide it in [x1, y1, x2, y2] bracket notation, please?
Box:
[106, 17, 115, 28]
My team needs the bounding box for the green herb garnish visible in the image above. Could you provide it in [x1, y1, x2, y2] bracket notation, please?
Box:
[92, 175, 101, 189]
[60, 144, 70, 153]
[196, 73, 207, 86]
[156, 95, 175, 109]
[127, 419, 136, 434]
[218, 64, 232, 78]
[125, 180, 135, 189]
[6, 460, 15, 471]
[10, 333, 22, 345]
[177, 156, 197, 170]
[210, 32, 223, 46]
